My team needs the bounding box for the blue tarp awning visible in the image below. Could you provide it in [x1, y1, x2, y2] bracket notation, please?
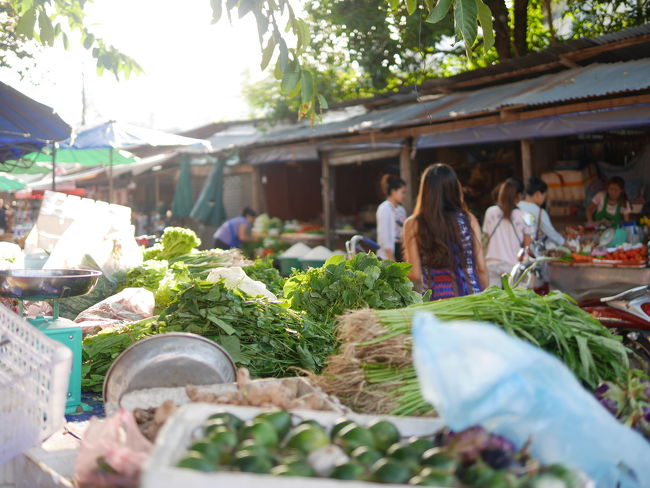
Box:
[0, 81, 71, 162]
[416, 103, 650, 148]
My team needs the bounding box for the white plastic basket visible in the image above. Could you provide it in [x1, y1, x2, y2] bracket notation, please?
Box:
[143, 403, 444, 488]
[0, 304, 72, 465]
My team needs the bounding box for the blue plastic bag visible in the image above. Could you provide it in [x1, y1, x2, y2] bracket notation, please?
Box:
[412, 312, 650, 488]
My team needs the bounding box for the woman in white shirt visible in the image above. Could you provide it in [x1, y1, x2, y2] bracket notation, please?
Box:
[483, 178, 532, 287]
[376, 174, 407, 261]
[518, 177, 565, 246]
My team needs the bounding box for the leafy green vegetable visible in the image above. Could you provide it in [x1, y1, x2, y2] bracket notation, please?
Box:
[243, 258, 286, 297]
[119, 259, 168, 292]
[81, 280, 334, 392]
[158, 281, 331, 377]
[156, 227, 201, 260]
[284, 253, 422, 327]
[168, 249, 241, 278]
[82, 318, 161, 392]
[153, 262, 192, 312]
[142, 243, 163, 261]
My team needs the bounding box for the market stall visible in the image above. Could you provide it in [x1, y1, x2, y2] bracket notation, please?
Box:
[2, 192, 650, 488]
[546, 224, 649, 301]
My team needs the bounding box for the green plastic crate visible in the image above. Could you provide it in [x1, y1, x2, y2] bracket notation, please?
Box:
[277, 257, 301, 276]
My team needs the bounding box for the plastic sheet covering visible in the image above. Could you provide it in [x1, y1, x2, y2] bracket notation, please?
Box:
[171, 156, 193, 218]
[416, 104, 650, 149]
[190, 159, 226, 226]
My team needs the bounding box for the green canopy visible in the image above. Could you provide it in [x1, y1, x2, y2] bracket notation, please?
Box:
[190, 158, 226, 227]
[171, 156, 194, 218]
[0, 174, 26, 191]
[3, 148, 135, 174]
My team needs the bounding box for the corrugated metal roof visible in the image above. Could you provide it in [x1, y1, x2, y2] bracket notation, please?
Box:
[246, 58, 650, 148]
[504, 59, 650, 106]
[403, 59, 650, 125]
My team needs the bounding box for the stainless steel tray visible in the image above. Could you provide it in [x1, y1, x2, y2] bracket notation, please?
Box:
[103, 332, 237, 412]
[0, 269, 102, 300]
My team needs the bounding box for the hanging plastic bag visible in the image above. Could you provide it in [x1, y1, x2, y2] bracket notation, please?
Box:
[74, 408, 152, 488]
[74, 287, 155, 335]
[412, 312, 650, 488]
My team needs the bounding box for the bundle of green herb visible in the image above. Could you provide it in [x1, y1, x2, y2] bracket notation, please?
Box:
[159, 281, 331, 377]
[315, 286, 630, 415]
[284, 253, 422, 327]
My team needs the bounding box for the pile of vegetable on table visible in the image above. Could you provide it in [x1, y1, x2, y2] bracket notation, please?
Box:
[74, 223, 648, 481]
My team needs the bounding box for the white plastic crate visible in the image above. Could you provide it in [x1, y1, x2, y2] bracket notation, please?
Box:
[0, 304, 72, 465]
[143, 403, 444, 488]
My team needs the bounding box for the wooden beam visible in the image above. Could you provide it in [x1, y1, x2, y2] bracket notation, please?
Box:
[520, 140, 533, 182]
[251, 165, 266, 214]
[320, 152, 336, 249]
[399, 137, 416, 212]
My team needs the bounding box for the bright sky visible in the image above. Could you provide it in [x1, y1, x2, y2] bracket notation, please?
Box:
[1, 0, 267, 132]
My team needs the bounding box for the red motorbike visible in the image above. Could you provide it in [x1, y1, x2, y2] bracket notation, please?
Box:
[581, 286, 650, 369]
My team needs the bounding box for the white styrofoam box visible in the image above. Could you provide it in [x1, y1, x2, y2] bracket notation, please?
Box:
[142, 403, 444, 488]
[114, 378, 350, 416]
[541, 165, 597, 205]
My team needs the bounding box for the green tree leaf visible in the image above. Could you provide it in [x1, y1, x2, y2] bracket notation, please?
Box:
[389, 0, 400, 9]
[238, 0, 256, 18]
[454, 0, 478, 48]
[476, 0, 495, 53]
[15, 7, 37, 37]
[318, 94, 329, 110]
[405, 0, 417, 15]
[426, 0, 453, 23]
[300, 69, 314, 104]
[281, 66, 301, 94]
[210, 0, 222, 23]
[38, 9, 54, 46]
[260, 36, 276, 70]
[82, 33, 95, 49]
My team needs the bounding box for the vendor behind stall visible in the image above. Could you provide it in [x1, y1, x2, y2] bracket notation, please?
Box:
[376, 175, 407, 261]
[586, 176, 631, 227]
[518, 177, 565, 246]
[213, 207, 257, 249]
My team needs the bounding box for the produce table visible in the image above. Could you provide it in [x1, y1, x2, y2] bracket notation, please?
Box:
[548, 261, 650, 302]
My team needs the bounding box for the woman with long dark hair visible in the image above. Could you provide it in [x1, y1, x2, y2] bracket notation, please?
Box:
[403, 164, 488, 299]
[483, 178, 532, 287]
[376, 174, 407, 261]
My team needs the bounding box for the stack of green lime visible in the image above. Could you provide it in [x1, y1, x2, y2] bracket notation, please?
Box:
[176, 410, 582, 487]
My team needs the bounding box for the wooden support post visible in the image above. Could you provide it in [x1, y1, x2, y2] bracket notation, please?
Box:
[520, 139, 533, 183]
[399, 137, 416, 212]
[321, 152, 336, 249]
[251, 165, 266, 214]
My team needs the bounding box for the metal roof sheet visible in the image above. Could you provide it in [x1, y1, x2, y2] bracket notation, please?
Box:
[242, 59, 650, 149]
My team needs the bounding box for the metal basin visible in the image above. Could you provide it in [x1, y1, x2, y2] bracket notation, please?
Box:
[103, 332, 237, 411]
[0, 269, 102, 300]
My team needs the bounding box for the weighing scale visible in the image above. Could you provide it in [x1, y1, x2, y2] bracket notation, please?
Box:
[0, 269, 102, 414]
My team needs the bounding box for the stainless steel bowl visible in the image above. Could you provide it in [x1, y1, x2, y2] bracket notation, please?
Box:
[103, 332, 237, 411]
[0, 269, 102, 300]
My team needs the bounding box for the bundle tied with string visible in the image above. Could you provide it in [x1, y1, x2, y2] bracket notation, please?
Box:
[310, 308, 429, 416]
[311, 287, 629, 417]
